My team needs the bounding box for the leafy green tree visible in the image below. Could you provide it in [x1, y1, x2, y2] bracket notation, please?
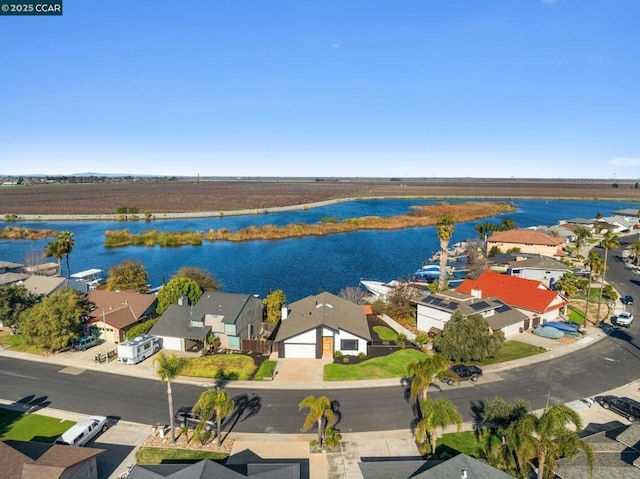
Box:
[596, 232, 620, 322]
[0, 284, 37, 333]
[19, 289, 88, 351]
[433, 311, 505, 362]
[414, 397, 462, 455]
[554, 272, 578, 297]
[488, 245, 502, 257]
[154, 352, 187, 444]
[106, 260, 149, 293]
[173, 266, 220, 292]
[506, 403, 594, 479]
[630, 239, 640, 266]
[573, 226, 592, 259]
[435, 216, 455, 292]
[125, 318, 158, 340]
[406, 354, 456, 402]
[156, 277, 203, 315]
[192, 387, 235, 446]
[299, 395, 335, 448]
[57, 231, 75, 279]
[263, 289, 287, 324]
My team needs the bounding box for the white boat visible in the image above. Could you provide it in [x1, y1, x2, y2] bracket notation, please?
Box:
[413, 264, 442, 282]
[360, 279, 402, 301]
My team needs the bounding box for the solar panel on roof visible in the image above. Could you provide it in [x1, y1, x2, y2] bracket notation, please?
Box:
[470, 301, 490, 310]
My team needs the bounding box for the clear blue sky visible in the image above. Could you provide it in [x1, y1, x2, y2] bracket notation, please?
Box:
[1, 0, 639, 178]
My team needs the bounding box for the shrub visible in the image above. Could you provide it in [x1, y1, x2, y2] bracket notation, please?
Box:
[323, 427, 342, 448]
[357, 352, 367, 359]
[342, 356, 350, 363]
[395, 333, 407, 348]
[125, 318, 158, 340]
[4, 213, 17, 222]
[334, 351, 342, 358]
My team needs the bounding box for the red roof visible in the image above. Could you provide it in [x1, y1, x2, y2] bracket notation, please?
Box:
[487, 229, 565, 246]
[455, 270, 568, 314]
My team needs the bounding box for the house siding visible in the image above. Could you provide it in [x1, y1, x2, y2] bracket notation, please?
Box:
[487, 241, 559, 257]
[335, 329, 367, 355]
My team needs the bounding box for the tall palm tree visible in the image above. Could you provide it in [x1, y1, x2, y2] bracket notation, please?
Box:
[57, 231, 75, 279]
[583, 251, 603, 326]
[505, 403, 594, 479]
[596, 231, 620, 322]
[406, 354, 457, 402]
[500, 218, 517, 231]
[154, 352, 186, 444]
[435, 216, 455, 292]
[44, 239, 64, 276]
[629, 238, 640, 266]
[475, 222, 496, 242]
[298, 395, 335, 448]
[573, 226, 592, 259]
[414, 397, 462, 455]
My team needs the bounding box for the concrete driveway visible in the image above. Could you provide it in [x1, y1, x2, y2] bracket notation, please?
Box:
[273, 358, 332, 383]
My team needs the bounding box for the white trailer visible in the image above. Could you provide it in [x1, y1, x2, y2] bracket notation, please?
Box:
[117, 334, 161, 365]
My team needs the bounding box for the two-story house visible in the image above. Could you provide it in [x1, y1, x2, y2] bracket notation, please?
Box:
[487, 229, 566, 258]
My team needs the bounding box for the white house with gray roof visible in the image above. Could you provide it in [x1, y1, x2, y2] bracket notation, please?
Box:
[275, 292, 371, 359]
[414, 290, 528, 337]
[508, 255, 570, 288]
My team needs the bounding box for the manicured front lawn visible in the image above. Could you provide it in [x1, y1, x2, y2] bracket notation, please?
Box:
[568, 305, 586, 324]
[135, 447, 228, 465]
[324, 349, 428, 381]
[476, 340, 547, 366]
[417, 431, 501, 460]
[372, 325, 397, 341]
[253, 360, 277, 380]
[0, 409, 75, 443]
[180, 353, 256, 380]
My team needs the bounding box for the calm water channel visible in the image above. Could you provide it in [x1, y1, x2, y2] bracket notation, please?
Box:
[1, 198, 638, 301]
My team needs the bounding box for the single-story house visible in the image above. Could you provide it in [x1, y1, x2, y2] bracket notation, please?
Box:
[359, 453, 515, 478]
[594, 215, 638, 234]
[0, 439, 104, 479]
[0, 261, 29, 286]
[275, 292, 371, 359]
[24, 261, 60, 276]
[456, 270, 569, 326]
[414, 290, 529, 337]
[86, 290, 158, 343]
[507, 255, 570, 288]
[612, 208, 640, 219]
[555, 423, 640, 479]
[486, 229, 566, 258]
[150, 292, 263, 352]
[21, 275, 67, 298]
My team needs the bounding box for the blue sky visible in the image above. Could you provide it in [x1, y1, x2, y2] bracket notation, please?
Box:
[1, 0, 638, 178]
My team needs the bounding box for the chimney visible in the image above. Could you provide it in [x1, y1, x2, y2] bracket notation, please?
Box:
[461, 471, 468, 479]
[470, 288, 482, 299]
[178, 296, 188, 306]
[281, 305, 288, 320]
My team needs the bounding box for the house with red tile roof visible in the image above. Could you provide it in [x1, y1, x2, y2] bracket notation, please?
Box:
[86, 290, 157, 343]
[455, 270, 569, 326]
[487, 229, 566, 257]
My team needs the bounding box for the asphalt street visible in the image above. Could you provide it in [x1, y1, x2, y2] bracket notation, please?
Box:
[0, 239, 638, 434]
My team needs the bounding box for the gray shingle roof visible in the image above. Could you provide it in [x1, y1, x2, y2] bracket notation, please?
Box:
[149, 304, 210, 341]
[190, 292, 255, 325]
[128, 459, 300, 479]
[275, 292, 371, 342]
[359, 454, 515, 478]
[509, 256, 570, 271]
[22, 275, 67, 296]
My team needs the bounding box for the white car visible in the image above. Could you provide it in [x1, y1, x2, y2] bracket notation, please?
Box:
[614, 312, 634, 328]
[55, 415, 108, 446]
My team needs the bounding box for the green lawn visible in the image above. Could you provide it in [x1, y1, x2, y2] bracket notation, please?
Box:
[0, 332, 44, 354]
[476, 340, 547, 366]
[372, 325, 397, 341]
[180, 354, 256, 380]
[135, 447, 228, 465]
[324, 349, 428, 381]
[568, 305, 586, 324]
[253, 360, 277, 380]
[0, 409, 75, 443]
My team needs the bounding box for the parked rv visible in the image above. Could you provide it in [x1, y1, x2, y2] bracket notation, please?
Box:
[117, 334, 161, 365]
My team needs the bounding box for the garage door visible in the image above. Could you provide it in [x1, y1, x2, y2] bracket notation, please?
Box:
[285, 343, 316, 358]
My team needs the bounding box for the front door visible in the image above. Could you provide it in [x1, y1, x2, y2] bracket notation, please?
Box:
[322, 337, 334, 357]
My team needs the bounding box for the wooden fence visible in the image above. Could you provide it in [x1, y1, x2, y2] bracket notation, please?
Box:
[241, 339, 278, 355]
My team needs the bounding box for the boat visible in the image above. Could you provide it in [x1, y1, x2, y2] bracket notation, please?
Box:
[543, 321, 581, 334]
[413, 265, 441, 282]
[532, 326, 564, 339]
[360, 280, 402, 301]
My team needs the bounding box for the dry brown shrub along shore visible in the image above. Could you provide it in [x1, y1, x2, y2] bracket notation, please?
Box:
[1, 178, 638, 220]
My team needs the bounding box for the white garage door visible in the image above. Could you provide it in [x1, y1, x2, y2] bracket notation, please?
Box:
[158, 336, 183, 351]
[285, 343, 316, 358]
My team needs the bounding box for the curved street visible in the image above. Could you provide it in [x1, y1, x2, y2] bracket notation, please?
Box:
[0, 238, 638, 435]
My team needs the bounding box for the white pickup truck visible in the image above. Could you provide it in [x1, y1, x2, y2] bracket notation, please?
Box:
[613, 312, 634, 328]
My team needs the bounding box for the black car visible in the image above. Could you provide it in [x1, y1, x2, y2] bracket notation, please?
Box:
[174, 407, 216, 431]
[445, 365, 483, 385]
[621, 295, 634, 305]
[595, 395, 640, 422]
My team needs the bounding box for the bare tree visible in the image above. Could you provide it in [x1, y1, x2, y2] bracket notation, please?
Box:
[338, 286, 366, 305]
[465, 239, 487, 280]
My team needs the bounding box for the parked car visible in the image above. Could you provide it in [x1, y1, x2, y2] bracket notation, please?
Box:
[621, 295, 634, 305]
[73, 335, 100, 351]
[613, 312, 634, 328]
[174, 407, 216, 431]
[445, 365, 483, 385]
[55, 415, 108, 446]
[595, 395, 640, 422]
[571, 268, 591, 277]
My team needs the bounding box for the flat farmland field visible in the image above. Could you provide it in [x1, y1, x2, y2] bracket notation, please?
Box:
[0, 178, 638, 216]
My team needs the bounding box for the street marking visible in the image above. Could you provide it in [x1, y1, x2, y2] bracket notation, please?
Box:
[0, 369, 36, 379]
[58, 366, 85, 375]
[603, 357, 616, 362]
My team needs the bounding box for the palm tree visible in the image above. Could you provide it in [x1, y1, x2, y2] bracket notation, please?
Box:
[406, 354, 457, 402]
[573, 226, 592, 259]
[298, 395, 335, 448]
[505, 403, 594, 479]
[154, 352, 186, 444]
[475, 222, 496, 242]
[414, 397, 462, 455]
[44, 239, 64, 276]
[583, 251, 603, 325]
[629, 238, 640, 266]
[192, 387, 235, 446]
[500, 218, 517, 231]
[435, 216, 455, 292]
[57, 231, 75, 279]
[596, 231, 620, 322]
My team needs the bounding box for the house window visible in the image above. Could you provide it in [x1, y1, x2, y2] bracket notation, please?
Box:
[341, 339, 358, 351]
